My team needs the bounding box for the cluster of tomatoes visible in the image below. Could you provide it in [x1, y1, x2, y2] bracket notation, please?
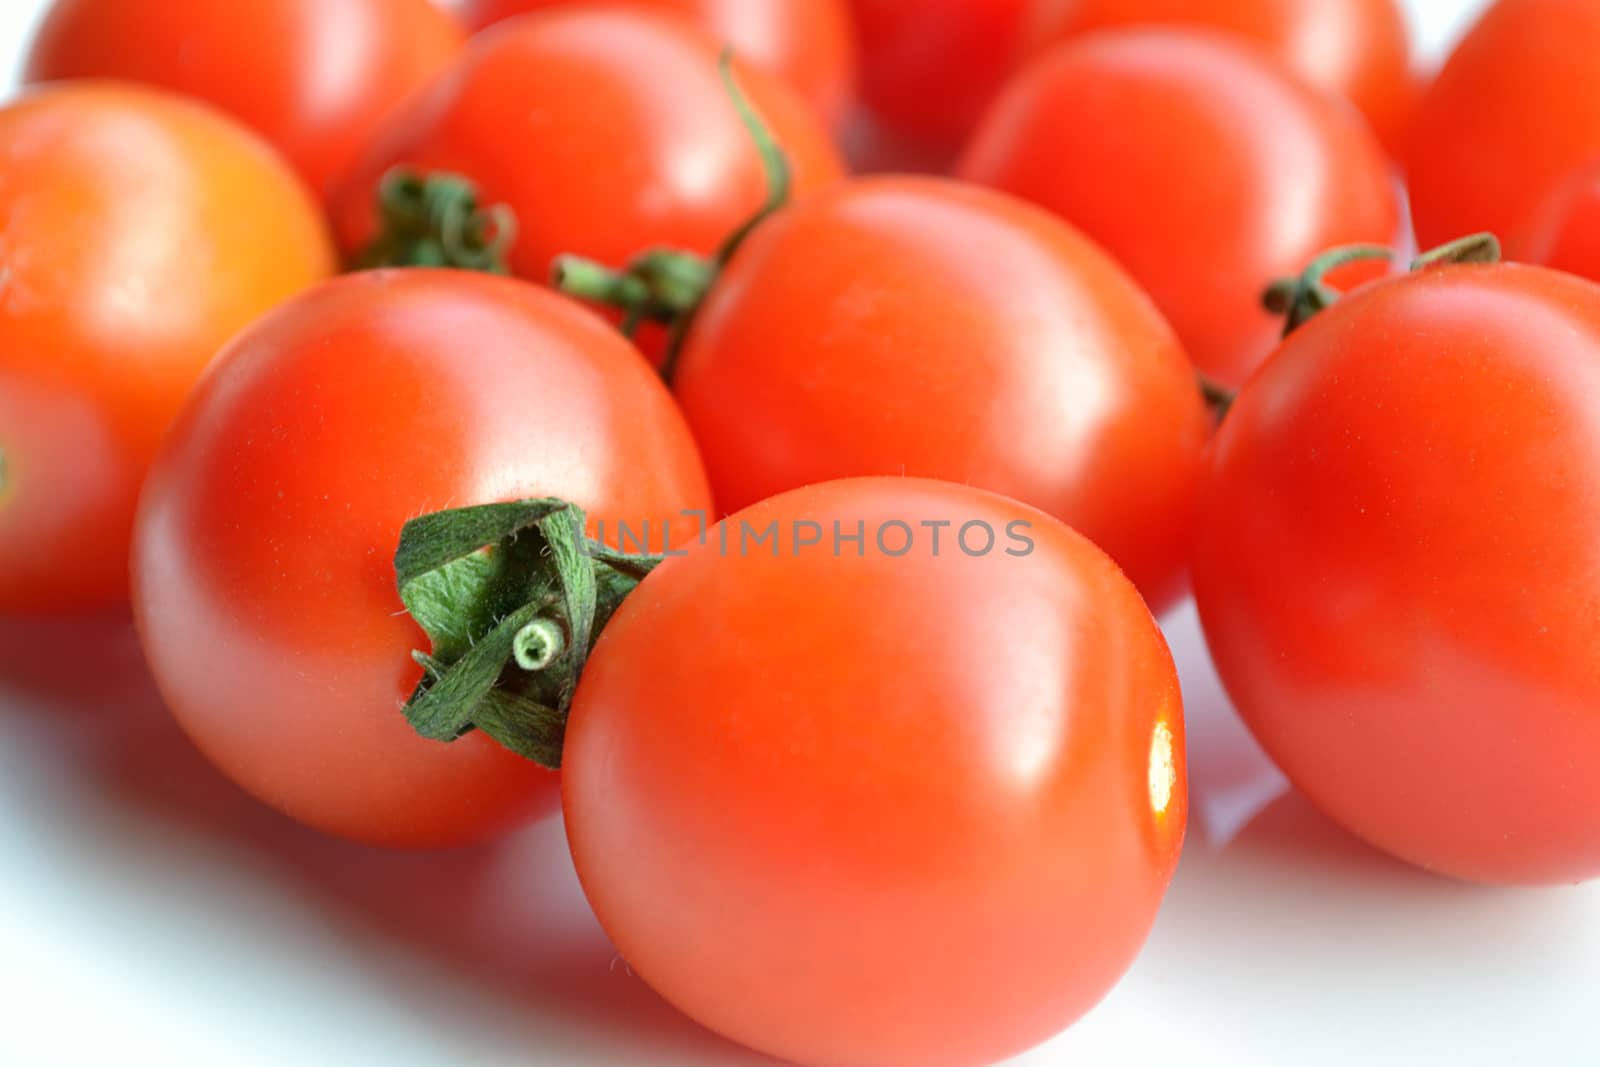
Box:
[4, 0, 1600, 1064]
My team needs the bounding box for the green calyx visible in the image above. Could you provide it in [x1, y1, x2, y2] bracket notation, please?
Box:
[553, 249, 718, 337]
[552, 50, 794, 383]
[396, 498, 664, 769]
[355, 168, 518, 275]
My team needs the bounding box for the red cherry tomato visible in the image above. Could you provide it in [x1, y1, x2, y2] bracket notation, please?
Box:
[1524, 160, 1600, 281]
[25, 0, 462, 197]
[847, 0, 1041, 157]
[0, 83, 333, 615]
[1408, 0, 1600, 254]
[1192, 262, 1600, 885]
[330, 8, 844, 285]
[959, 29, 1399, 387]
[671, 176, 1211, 612]
[132, 271, 711, 848]
[1048, 0, 1415, 153]
[565, 476, 1186, 1067]
[458, 0, 857, 127]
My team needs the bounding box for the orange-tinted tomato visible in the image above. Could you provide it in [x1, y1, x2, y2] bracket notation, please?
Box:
[959, 29, 1399, 387]
[459, 0, 857, 126]
[1048, 0, 1415, 152]
[1408, 0, 1600, 254]
[1524, 160, 1600, 281]
[566, 477, 1186, 1067]
[0, 83, 333, 614]
[672, 176, 1210, 613]
[330, 8, 844, 286]
[133, 271, 711, 848]
[1192, 263, 1600, 885]
[25, 0, 462, 197]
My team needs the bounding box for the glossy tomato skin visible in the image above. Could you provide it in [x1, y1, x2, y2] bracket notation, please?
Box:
[459, 0, 857, 127]
[565, 477, 1187, 1067]
[959, 29, 1399, 388]
[1192, 264, 1600, 886]
[132, 271, 711, 849]
[0, 83, 333, 615]
[1047, 0, 1414, 152]
[672, 176, 1210, 613]
[1407, 0, 1600, 253]
[330, 8, 844, 284]
[1522, 160, 1600, 282]
[25, 0, 462, 197]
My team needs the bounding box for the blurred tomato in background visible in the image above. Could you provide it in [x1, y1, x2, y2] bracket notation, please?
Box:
[960, 29, 1399, 387]
[1407, 0, 1600, 254]
[456, 0, 856, 127]
[329, 8, 843, 292]
[0, 82, 333, 614]
[24, 0, 462, 196]
[847, 0, 1412, 167]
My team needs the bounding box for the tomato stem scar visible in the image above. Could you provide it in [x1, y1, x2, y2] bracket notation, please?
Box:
[355, 168, 518, 274]
[513, 617, 566, 672]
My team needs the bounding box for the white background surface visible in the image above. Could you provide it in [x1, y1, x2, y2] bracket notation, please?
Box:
[3, 2, 1590, 1065]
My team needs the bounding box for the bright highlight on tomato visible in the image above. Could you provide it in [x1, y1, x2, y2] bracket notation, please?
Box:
[0, 82, 333, 614]
[959, 28, 1399, 388]
[25, 0, 463, 196]
[564, 476, 1187, 1067]
[132, 270, 711, 848]
[1192, 257, 1600, 886]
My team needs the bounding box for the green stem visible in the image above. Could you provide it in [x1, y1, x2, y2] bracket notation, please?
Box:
[551, 250, 717, 340]
[552, 256, 655, 334]
[1412, 232, 1501, 271]
[1263, 232, 1504, 338]
[552, 49, 794, 384]
[395, 498, 665, 768]
[355, 168, 517, 275]
[1263, 244, 1394, 337]
[708, 49, 793, 270]
[1199, 375, 1236, 420]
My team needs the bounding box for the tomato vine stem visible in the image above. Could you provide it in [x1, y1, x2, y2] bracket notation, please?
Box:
[1214, 232, 1509, 420]
[1263, 243, 1394, 336]
[552, 49, 795, 384]
[1263, 232, 1503, 339]
[354, 168, 517, 274]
